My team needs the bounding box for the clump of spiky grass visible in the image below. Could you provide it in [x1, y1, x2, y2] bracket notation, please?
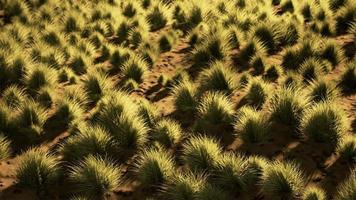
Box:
[302, 186, 327, 200]
[50, 98, 84, 129]
[349, 21, 356, 37]
[146, 3, 169, 32]
[335, 168, 356, 200]
[0, 103, 11, 134]
[191, 29, 231, 68]
[265, 65, 283, 82]
[158, 30, 178, 53]
[69, 155, 122, 199]
[63, 86, 89, 108]
[138, 99, 160, 128]
[93, 92, 148, 157]
[335, 5, 356, 35]
[121, 55, 148, 84]
[244, 78, 271, 109]
[337, 134, 356, 164]
[12, 100, 48, 145]
[261, 161, 305, 200]
[194, 92, 235, 135]
[36, 86, 54, 109]
[2, 85, 27, 109]
[299, 58, 325, 83]
[16, 148, 61, 195]
[172, 2, 203, 32]
[152, 119, 183, 148]
[269, 86, 310, 132]
[252, 23, 281, 53]
[300, 2, 315, 22]
[69, 53, 91, 75]
[235, 106, 270, 143]
[182, 136, 222, 172]
[0, 135, 11, 161]
[60, 126, 117, 163]
[278, 21, 299, 46]
[82, 72, 113, 104]
[280, 0, 294, 13]
[238, 72, 251, 89]
[250, 53, 268, 75]
[24, 64, 57, 95]
[162, 171, 206, 200]
[246, 156, 270, 186]
[339, 61, 356, 93]
[213, 153, 253, 194]
[135, 149, 175, 189]
[283, 72, 302, 88]
[58, 67, 77, 84]
[329, 0, 349, 11]
[301, 102, 349, 147]
[171, 80, 198, 113]
[196, 184, 229, 200]
[282, 40, 319, 71]
[109, 47, 131, 73]
[226, 26, 242, 49]
[319, 40, 345, 67]
[122, 0, 141, 18]
[236, 39, 267, 65]
[197, 61, 237, 95]
[6, 54, 29, 84]
[307, 79, 340, 102]
[129, 28, 148, 50]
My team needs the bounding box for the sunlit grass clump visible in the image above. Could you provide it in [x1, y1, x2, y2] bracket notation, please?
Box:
[339, 60, 356, 93]
[308, 79, 340, 102]
[135, 149, 175, 189]
[2, 85, 27, 109]
[261, 162, 305, 200]
[191, 30, 231, 68]
[172, 80, 198, 113]
[12, 100, 48, 145]
[335, 168, 356, 200]
[194, 92, 235, 134]
[213, 153, 252, 194]
[16, 148, 61, 195]
[301, 102, 349, 147]
[269, 86, 310, 132]
[162, 172, 205, 200]
[60, 126, 116, 163]
[152, 119, 183, 148]
[302, 186, 327, 200]
[182, 136, 221, 172]
[299, 58, 325, 83]
[93, 92, 148, 157]
[197, 61, 237, 95]
[244, 78, 271, 109]
[121, 55, 148, 84]
[0, 135, 11, 161]
[337, 135, 356, 163]
[235, 106, 270, 143]
[69, 155, 122, 199]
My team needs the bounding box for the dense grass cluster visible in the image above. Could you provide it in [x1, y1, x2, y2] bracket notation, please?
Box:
[0, 0, 355, 199]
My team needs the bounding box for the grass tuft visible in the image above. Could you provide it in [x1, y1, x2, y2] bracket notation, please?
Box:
[69, 155, 122, 199]
[335, 168, 356, 200]
[16, 148, 61, 195]
[302, 186, 327, 200]
[269, 86, 310, 132]
[235, 106, 270, 143]
[182, 135, 221, 172]
[301, 102, 349, 147]
[135, 149, 175, 189]
[261, 161, 305, 200]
